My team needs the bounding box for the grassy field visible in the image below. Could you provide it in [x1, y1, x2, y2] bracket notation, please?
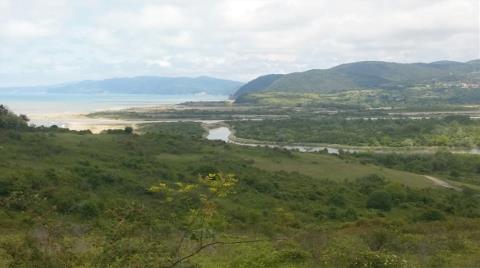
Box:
[246, 152, 434, 189]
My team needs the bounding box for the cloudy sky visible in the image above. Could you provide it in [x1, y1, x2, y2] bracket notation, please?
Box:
[0, 0, 478, 86]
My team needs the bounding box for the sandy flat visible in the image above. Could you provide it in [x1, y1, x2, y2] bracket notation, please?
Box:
[29, 113, 138, 133]
[28, 110, 223, 134]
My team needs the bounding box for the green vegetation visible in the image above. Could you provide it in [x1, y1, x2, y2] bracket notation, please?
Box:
[230, 115, 480, 147]
[0, 105, 29, 129]
[137, 122, 205, 138]
[1, 107, 480, 267]
[238, 86, 480, 108]
[89, 104, 292, 121]
[234, 60, 480, 109]
[348, 151, 480, 186]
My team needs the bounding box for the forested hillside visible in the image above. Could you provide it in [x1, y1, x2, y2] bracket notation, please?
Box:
[235, 60, 480, 107]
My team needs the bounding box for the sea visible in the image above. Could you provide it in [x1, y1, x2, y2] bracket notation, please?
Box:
[0, 92, 229, 116]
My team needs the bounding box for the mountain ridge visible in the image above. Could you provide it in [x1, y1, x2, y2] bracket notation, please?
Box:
[0, 76, 244, 96]
[234, 60, 480, 101]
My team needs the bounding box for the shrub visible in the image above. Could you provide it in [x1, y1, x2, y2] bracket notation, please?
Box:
[342, 208, 359, 221]
[357, 174, 386, 194]
[74, 200, 100, 218]
[0, 105, 29, 129]
[328, 193, 346, 207]
[0, 179, 13, 196]
[367, 191, 393, 211]
[349, 252, 408, 268]
[418, 209, 445, 221]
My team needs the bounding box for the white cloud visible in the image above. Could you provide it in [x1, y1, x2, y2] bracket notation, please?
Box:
[146, 59, 172, 68]
[1, 20, 56, 39]
[0, 0, 478, 86]
[139, 5, 188, 29]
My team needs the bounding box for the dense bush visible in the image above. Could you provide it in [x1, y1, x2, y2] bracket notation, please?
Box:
[0, 116, 480, 267]
[0, 105, 29, 129]
[231, 115, 480, 147]
[367, 191, 393, 211]
[418, 209, 446, 221]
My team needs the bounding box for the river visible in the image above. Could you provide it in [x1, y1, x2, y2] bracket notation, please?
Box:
[206, 127, 231, 142]
[205, 126, 352, 154]
[205, 126, 480, 155]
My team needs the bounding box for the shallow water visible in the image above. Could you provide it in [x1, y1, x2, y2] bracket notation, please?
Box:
[205, 127, 480, 155]
[206, 127, 231, 142]
[206, 126, 352, 154]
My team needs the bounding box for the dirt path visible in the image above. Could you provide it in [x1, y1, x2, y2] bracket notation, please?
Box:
[424, 176, 461, 191]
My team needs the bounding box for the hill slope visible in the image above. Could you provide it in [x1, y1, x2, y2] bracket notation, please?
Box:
[232, 74, 283, 98]
[235, 60, 480, 101]
[1, 107, 480, 267]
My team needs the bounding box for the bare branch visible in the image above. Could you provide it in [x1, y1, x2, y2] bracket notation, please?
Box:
[167, 239, 272, 268]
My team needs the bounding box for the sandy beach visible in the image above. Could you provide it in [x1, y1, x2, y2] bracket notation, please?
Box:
[29, 113, 140, 133]
[27, 104, 223, 133]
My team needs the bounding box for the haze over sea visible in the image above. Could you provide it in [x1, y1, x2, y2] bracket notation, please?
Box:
[0, 92, 228, 116]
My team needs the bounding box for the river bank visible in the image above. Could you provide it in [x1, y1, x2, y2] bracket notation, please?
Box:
[25, 101, 480, 155]
[204, 124, 480, 155]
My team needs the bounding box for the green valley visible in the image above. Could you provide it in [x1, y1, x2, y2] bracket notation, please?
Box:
[2, 1, 479, 267]
[1, 107, 480, 267]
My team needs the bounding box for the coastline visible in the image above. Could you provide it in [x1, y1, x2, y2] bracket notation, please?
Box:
[26, 104, 480, 155]
[29, 113, 139, 133]
[28, 104, 225, 133]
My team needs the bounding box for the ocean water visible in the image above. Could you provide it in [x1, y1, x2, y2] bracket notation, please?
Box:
[0, 92, 229, 115]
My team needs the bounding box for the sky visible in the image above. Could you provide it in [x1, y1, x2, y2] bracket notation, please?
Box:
[0, 0, 479, 87]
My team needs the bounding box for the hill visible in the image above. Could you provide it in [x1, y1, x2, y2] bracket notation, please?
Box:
[232, 74, 284, 99]
[1, 76, 244, 96]
[2, 107, 480, 266]
[234, 60, 480, 104]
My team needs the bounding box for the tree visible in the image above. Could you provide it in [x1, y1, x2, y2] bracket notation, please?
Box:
[19, 114, 30, 123]
[418, 209, 445, 221]
[367, 191, 393, 211]
[148, 173, 268, 267]
[0, 105, 28, 129]
[0, 105, 8, 115]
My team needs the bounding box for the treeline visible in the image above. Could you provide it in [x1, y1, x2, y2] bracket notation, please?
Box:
[231, 115, 480, 147]
[137, 122, 205, 138]
[0, 105, 29, 129]
[89, 106, 293, 121]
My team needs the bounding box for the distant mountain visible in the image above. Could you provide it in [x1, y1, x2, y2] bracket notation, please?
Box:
[1, 76, 244, 95]
[234, 60, 480, 100]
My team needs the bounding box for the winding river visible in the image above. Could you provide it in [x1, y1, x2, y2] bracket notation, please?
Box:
[206, 126, 480, 155]
[206, 127, 231, 142]
[205, 126, 353, 154]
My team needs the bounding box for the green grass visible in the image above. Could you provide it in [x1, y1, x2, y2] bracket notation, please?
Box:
[241, 151, 434, 189]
